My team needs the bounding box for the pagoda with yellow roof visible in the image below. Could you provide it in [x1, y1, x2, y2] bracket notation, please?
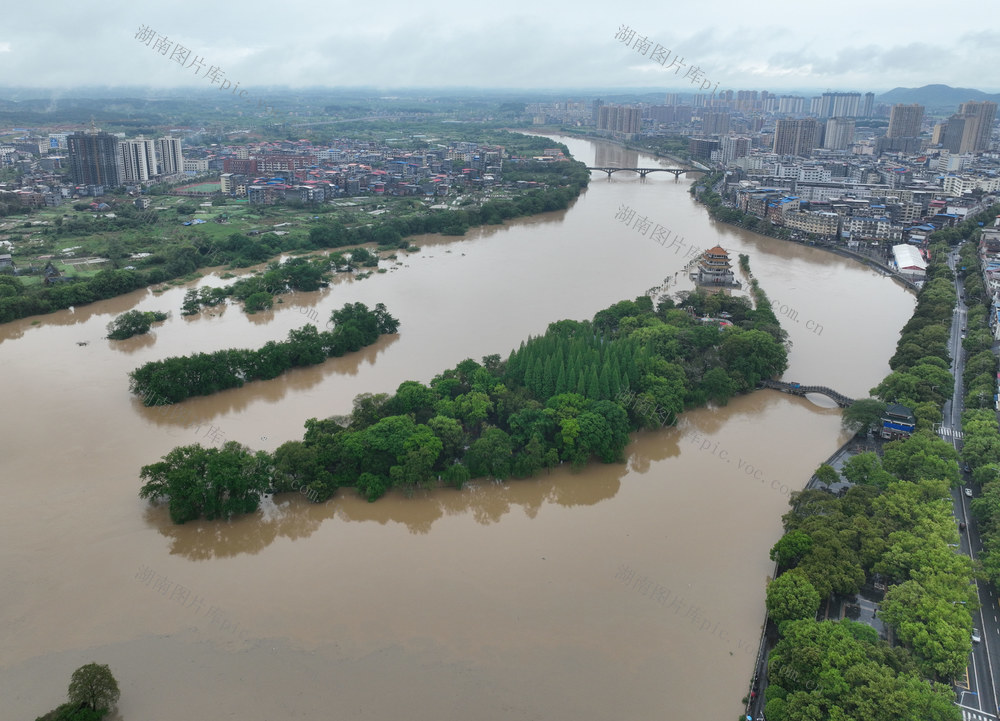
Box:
[695, 245, 739, 286]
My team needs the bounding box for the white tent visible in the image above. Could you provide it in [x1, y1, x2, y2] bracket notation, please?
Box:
[891, 244, 927, 278]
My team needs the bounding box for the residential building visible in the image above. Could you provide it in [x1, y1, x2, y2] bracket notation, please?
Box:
[824, 117, 855, 150]
[223, 157, 258, 175]
[777, 96, 806, 114]
[862, 92, 875, 118]
[156, 136, 184, 175]
[887, 104, 924, 138]
[942, 115, 967, 153]
[784, 211, 840, 237]
[67, 129, 121, 187]
[818, 92, 861, 118]
[773, 119, 819, 157]
[118, 137, 156, 183]
[701, 112, 730, 135]
[957, 101, 997, 153]
[688, 138, 720, 161]
[597, 104, 642, 137]
[719, 135, 751, 165]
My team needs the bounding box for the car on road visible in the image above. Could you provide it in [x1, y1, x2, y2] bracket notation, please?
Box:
[965, 487, 974, 497]
[973, 628, 981, 643]
[960, 521, 967, 531]
[963, 463, 971, 473]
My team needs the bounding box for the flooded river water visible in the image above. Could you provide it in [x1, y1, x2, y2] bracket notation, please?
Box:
[0, 134, 915, 720]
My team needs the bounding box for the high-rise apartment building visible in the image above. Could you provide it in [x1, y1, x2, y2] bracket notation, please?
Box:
[824, 117, 855, 150]
[818, 92, 861, 118]
[118, 137, 157, 183]
[887, 104, 924, 138]
[777, 96, 806, 114]
[957, 101, 997, 153]
[67, 128, 121, 187]
[773, 119, 819, 156]
[942, 115, 967, 154]
[701, 112, 730, 135]
[719, 135, 751, 164]
[156, 136, 184, 176]
[597, 105, 642, 137]
[862, 92, 875, 118]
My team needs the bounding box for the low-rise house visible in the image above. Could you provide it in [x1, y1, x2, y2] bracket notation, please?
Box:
[880, 404, 916, 440]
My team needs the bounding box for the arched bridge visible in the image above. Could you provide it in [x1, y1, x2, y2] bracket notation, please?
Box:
[759, 380, 855, 408]
[586, 167, 705, 179]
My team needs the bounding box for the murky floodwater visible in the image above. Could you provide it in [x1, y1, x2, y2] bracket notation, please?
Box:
[0, 135, 914, 720]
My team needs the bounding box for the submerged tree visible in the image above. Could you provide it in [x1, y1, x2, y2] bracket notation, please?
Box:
[68, 663, 120, 715]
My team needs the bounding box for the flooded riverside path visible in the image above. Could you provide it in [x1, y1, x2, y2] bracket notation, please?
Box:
[0, 134, 914, 720]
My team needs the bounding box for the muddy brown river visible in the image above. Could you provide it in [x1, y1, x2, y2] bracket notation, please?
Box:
[0, 134, 914, 720]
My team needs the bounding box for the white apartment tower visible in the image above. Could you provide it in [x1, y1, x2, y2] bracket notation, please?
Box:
[118, 137, 157, 183]
[824, 117, 856, 150]
[156, 136, 184, 176]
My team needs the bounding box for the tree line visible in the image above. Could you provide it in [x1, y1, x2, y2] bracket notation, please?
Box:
[952, 219, 1000, 588]
[129, 302, 398, 405]
[139, 290, 788, 523]
[760, 239, 974, 721]
[0, 139, 591, 325]
[180, 255, 332, 315]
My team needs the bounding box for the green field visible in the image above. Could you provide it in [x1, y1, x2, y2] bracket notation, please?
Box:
[177, 182, 221, 193]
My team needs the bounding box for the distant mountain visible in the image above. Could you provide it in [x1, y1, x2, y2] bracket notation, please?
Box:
[876, 84, 1000, 111]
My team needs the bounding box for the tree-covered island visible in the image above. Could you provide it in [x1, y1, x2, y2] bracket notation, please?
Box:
[138, 287, 787, 523]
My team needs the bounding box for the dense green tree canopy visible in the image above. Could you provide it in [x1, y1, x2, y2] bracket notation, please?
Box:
[139, 442, 272, 523]
[67, 663, 120, 714]
[841, 398, 886, 436]
[766, 570, 822, 623]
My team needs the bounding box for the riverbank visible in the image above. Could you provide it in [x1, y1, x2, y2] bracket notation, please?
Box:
[691, 175, 920, 294]
[533, 126, 694, 168]
[0, 131, 916, 721]
[742, 431, 876, 721]
[742, 236, 979, 720]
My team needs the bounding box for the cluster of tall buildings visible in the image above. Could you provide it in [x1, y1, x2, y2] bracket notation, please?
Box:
[934, 101, 997, 154]
[761, 100, 997, 158]
[595, 103, 642, 137]
[767, 115, 861, 155]
[66, 127, 184, 189]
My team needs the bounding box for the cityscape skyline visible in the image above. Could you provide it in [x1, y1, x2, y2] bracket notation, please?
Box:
[1, 0, 999, 93]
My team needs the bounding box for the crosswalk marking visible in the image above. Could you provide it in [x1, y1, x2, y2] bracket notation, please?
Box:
[939, 427, 965, 439]
[962, 710, 997, 721]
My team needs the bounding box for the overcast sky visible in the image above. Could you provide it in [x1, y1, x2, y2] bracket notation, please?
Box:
[1, 0, 998, 95]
